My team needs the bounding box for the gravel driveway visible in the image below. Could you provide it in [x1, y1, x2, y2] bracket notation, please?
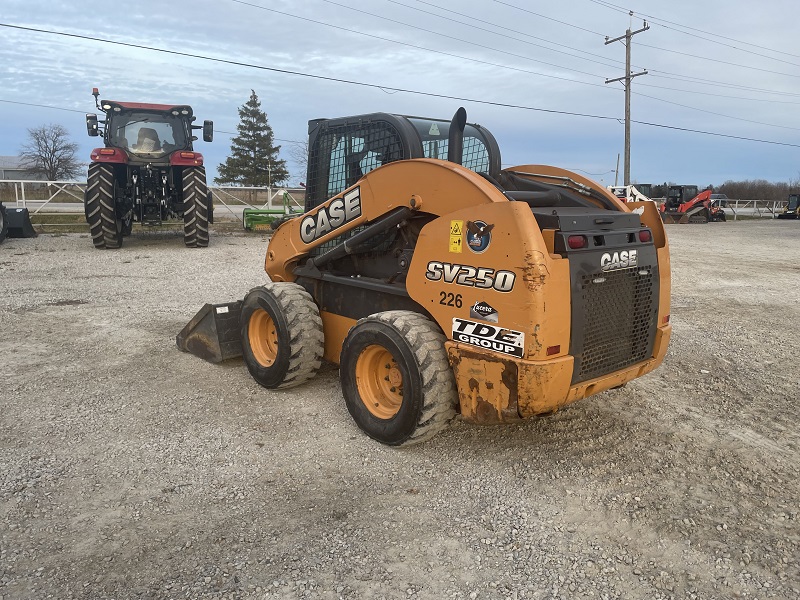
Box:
[1, 221, 798, 600]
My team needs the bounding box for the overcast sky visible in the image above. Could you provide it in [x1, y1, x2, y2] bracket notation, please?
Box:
[1, 0, 799, 187]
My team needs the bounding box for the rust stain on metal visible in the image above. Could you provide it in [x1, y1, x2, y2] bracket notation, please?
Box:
[521, 250, 550, 292]
[451, 348, 520, 424]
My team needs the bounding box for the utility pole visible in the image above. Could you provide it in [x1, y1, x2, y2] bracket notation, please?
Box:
[605, 15, 649, 185]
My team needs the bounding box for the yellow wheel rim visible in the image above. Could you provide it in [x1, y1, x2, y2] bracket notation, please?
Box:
[355, 345, 403, 419]
[248, 308, 278, 367]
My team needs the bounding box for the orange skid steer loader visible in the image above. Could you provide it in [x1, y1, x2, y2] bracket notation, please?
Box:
[179, 108, 671, 446]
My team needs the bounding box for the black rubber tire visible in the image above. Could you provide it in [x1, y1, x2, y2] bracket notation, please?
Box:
[121, 212, 133, 236]
[340, 311, 457, 446]
[241, 283, 324, 389]
[182, 167, 210, 248]
[85, 163, 122, 249]
[0, 203, 8, 244]
[207, 192, 214, 225]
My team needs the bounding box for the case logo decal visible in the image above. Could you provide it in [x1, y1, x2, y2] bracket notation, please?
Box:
[300, 187, 361, 244]
[452, 318, 524, 357]
[600, 249, 637, 272]
[466, 220, 494, 253]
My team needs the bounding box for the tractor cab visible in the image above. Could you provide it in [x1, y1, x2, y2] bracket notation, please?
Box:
[665, 185, 699, 211]
[86, 91, 213, 164]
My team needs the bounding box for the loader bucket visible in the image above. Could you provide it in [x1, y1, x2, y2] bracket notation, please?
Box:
[176, 301, 243, 363]
[660, 211, 688, 224]
[6, 207, 38, 237]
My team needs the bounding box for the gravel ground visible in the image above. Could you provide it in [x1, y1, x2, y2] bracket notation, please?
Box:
[1, 221, 798, 600]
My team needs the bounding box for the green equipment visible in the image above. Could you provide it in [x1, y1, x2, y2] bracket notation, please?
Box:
[243, 191, 303, 231]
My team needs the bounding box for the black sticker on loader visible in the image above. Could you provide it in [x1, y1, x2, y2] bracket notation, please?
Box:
[470, 301, 498, 323]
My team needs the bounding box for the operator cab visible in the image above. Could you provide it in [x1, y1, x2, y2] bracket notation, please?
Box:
[100, 102, 195, 161]
[304, 111, 501, 211]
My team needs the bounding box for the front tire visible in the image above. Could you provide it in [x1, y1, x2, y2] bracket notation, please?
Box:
[85, 163, 122, 249]
[241, 283, 324, 389]
[183, 167, 209, 248]
[340, 311, 457, 446]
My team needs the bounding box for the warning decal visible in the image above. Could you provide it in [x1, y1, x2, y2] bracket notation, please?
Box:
[449, 220, 463, 253]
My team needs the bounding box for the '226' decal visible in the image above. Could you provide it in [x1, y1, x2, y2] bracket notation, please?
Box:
[425, 261, 515, 292]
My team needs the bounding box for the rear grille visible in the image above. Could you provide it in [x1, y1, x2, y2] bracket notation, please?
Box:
[574, 266, 655, 382]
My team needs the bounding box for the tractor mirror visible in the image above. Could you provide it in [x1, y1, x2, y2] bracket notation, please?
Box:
[203, 120, 214, 143]
[86, 113, 99, 137]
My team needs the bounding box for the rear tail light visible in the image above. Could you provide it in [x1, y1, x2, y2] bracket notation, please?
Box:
[99, 148, 116, 155]
[546, 345, 561, 356]
[180, 152, 196, 159]
[638, 229, 652, 243]
[567, 235, 587, 249]
[663, 315, 670, 324]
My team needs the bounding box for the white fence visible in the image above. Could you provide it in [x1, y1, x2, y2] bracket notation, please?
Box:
[0, 179, 789, 220]
[0, 180, 305, 220]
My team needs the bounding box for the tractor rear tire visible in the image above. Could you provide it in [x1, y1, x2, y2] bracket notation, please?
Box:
[0, 203, 7, 244]
[183, 167, 210, 248]
[241, 283, 324, 389]
[340, 311, 457, 446]
[85, 163, 122, 249]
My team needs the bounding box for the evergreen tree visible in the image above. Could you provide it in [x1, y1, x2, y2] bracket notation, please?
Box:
[215, 91, 288, 186]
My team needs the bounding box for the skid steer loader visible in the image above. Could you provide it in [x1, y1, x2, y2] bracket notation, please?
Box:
[179, 108, 671, 446]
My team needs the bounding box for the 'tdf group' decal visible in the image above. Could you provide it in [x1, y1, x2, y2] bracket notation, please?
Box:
[452, 318, 524, 357]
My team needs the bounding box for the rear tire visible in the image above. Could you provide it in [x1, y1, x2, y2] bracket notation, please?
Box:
[85, 163, 122, 248]
[85, 163, 122, 249]
[183, 167, 209, 248]
[0, 203, 7, 244]
[340, 311, 457, 446]
[241, 283, 324, 389]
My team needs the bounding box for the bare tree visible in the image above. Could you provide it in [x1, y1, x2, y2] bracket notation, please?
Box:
[289, 139, 309, 180]
[19, 124, 82, 181]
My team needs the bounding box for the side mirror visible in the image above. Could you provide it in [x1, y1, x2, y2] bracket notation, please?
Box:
[203, 120, 214, 143]
[86, 113, 99, 137]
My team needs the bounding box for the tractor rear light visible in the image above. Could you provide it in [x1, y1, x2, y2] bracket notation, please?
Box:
[663, 315, 670, 324]
[180, 152, 197, 159]
[567, 235, 587, 249]
[99, 148, 116, 155]
[638, 229, 652, 243]
[546, 345, 560, 356]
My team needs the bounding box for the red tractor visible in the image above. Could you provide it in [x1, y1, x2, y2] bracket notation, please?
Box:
[84, 88, 214, 248]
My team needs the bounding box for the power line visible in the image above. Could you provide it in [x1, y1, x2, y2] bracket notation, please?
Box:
[0, 98, 85, 114]
[637, 42, 800, 80]
[646, 72, 800, 98]
[490, 0, 606, 37]
[633, 120, 800, 148]
[633, 92, 800, 132]
[636, 82, 800, 105]
[2, 23, 799, 149]
[586, 0, 800, 63]
[384, 0, 625, 70]
[228, 0, 611, 89]
[310, 0, 607, 79]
